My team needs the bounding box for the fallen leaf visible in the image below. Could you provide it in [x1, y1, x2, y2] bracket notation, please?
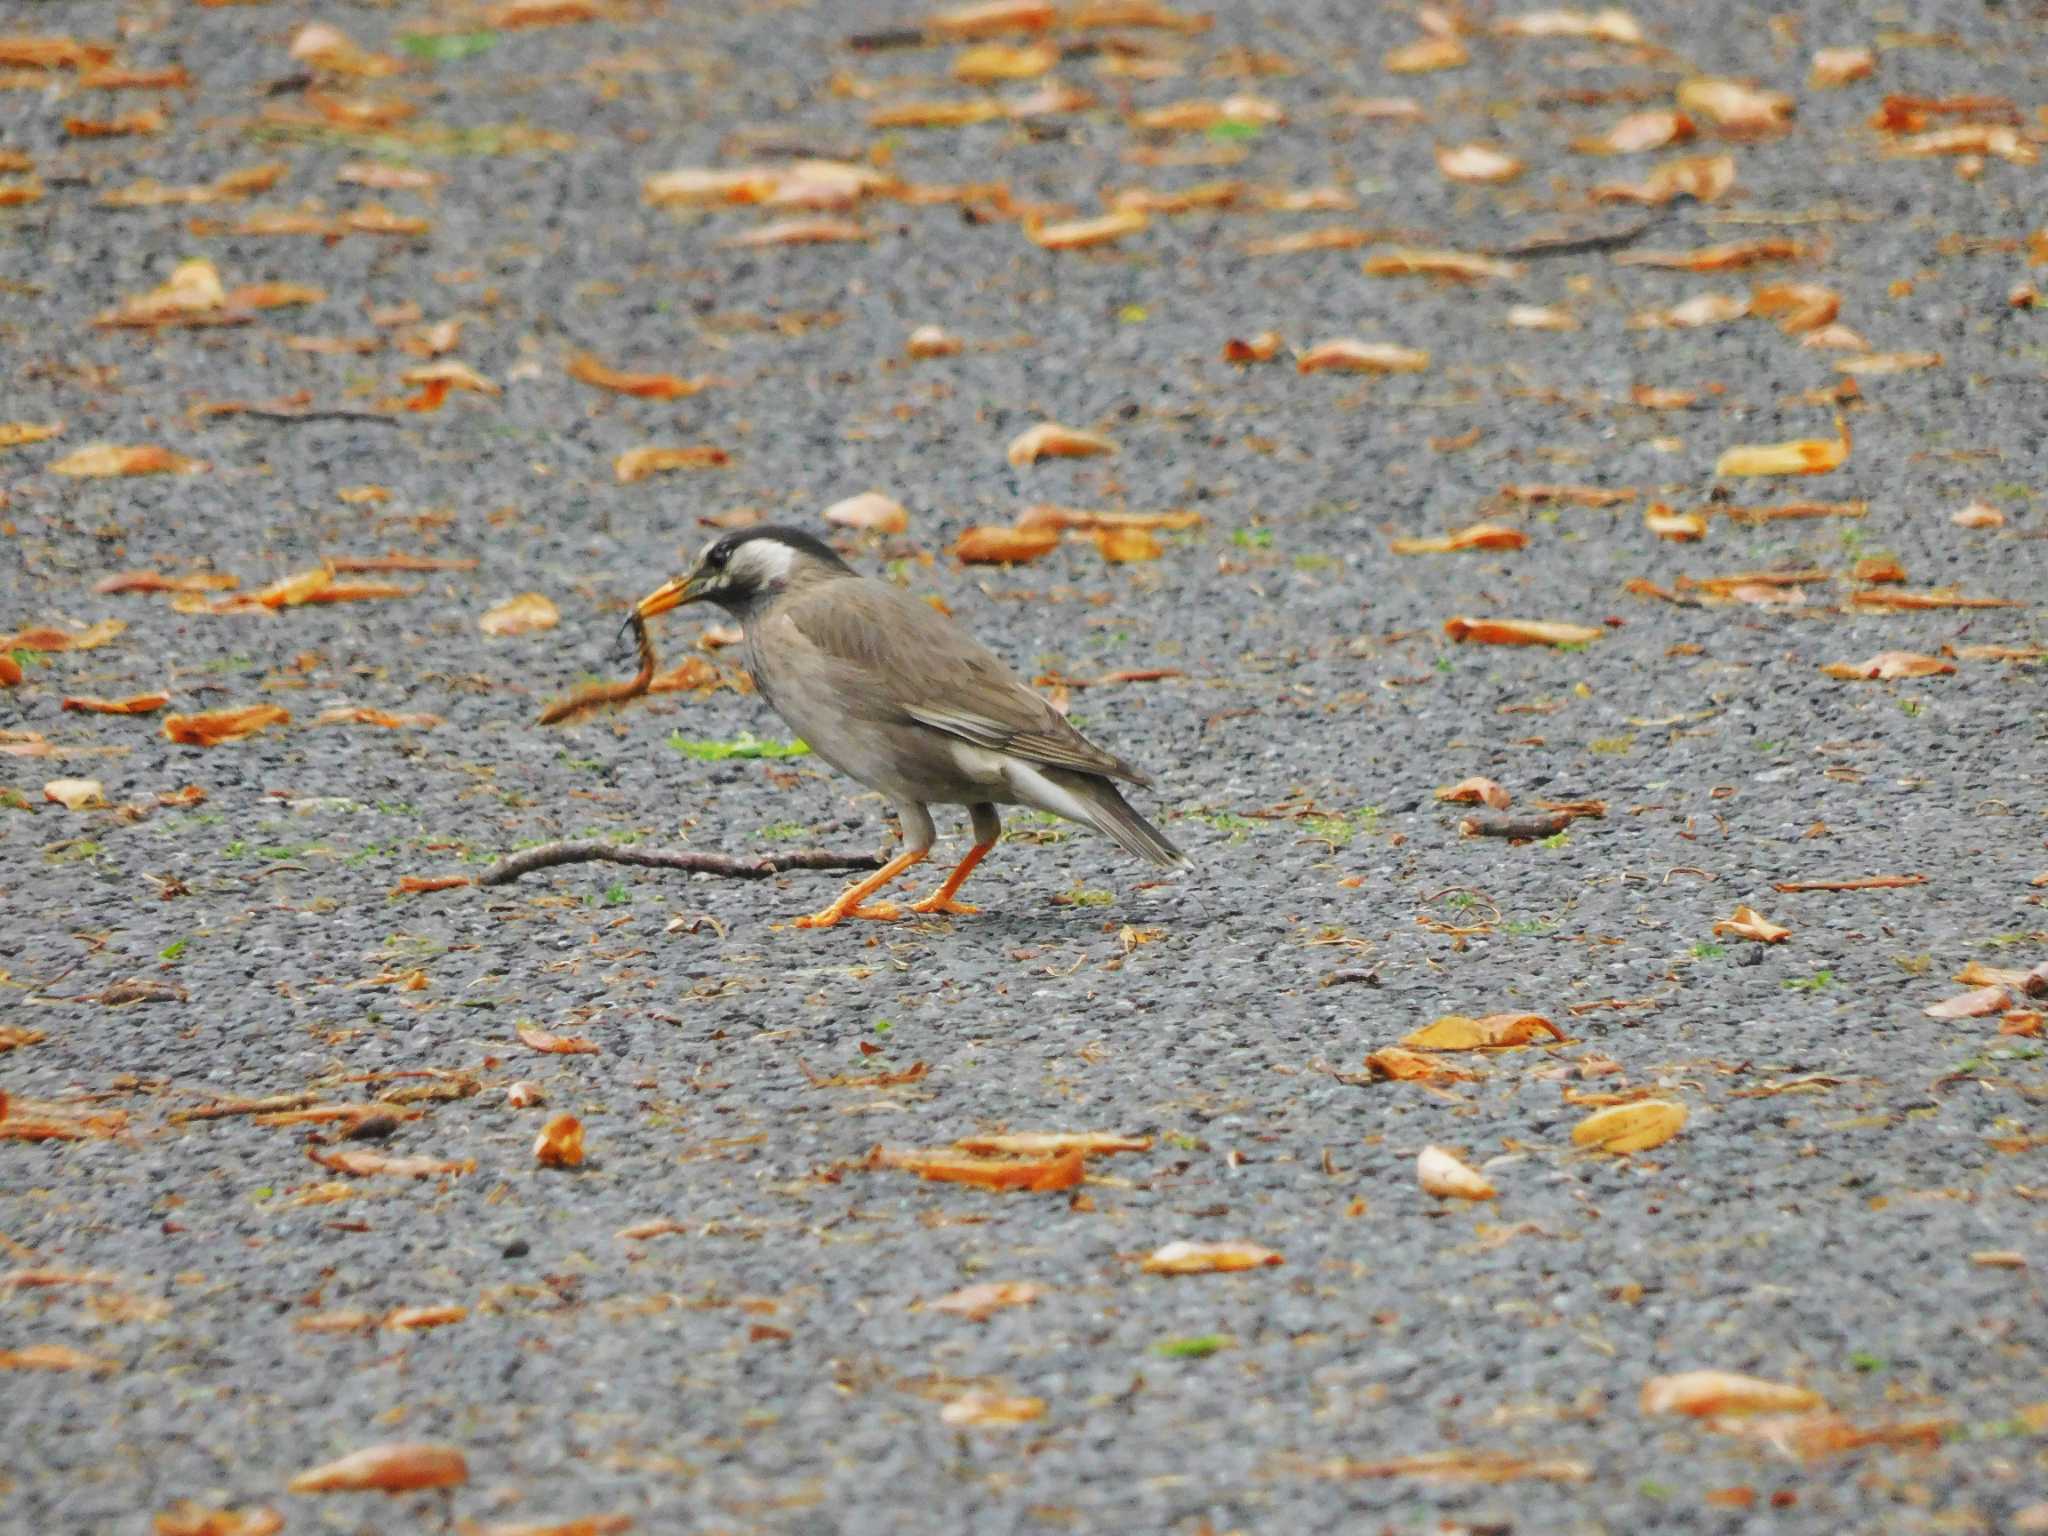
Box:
[1810, 46, 1875, 88]
[0, 655, 19, 687]
[392, 875, 471, 896]
[1141, 1240, 1284, 1275]
[930, 1281, 1044, 1321]
[954, 1131, 1150, 1156]
[1632, 292, 1750, 329]
[313, 707, 443, 729]
[1885, 124, 2037, 165]
[462, 1518, 634, 1536]
[1364, 248, 1521, 282]
[1835, 351, 1941, 377]
[401, 359, 497, 396]
[50, 443, 206, 477]
[1025, 208, 1148, 250]
[1924, 985, 2023, 1021]
[1109, 179, 1244, 215]
[566, 353, 707, 401]
[95, 569, 237, 594]
[1712, 904, 1789, 943]
[43, 778, 106, 811]
[1573, 1099, 1687, 1153]
[1391, 523, 1525, 555]
[490, 0, 602, 27]
[1773, 874, 1928, 893]
[1714, 419, 1850, 477]
[927, 1, 1058, 39]
[954, 526, 1061, 564]
[162, 705, 289, 746]
[1131, 95, 1282, 133]
[1444, 617, 1602, 647]
[1014, 505, 1202, 534]
[1594, 152, 1736, 205]
[0, 421, 63, 449]
[1507, 304, 1579, 332]
[1819, 652, 1956, 681]
[875, 1146, 1084, 1192]
[1499, 483, 1635, 506]
[1951, 500, 2005, 529]
[1406, 1014, 1564, 1050]
[905, 324, 963, 358]
[1640, 1371, 1823, 1418]
[1751, 281, 1840, 332]
[1007, 423, 1116, 466]
[1848, 587, 2018, 611]
[1436, 143, 1523, 183]
[1678, 77, 1795, 137]
[1644, 504, 1708, 541]
[287, 1443, 468, 1494]
[384, 1305, 468, 1331]
[1365, 1046, 1480, 1083]
[516, 1023, 599, 1055]
[480, 593, 560, 637]
[534, 1113, 585, 1168]
[1222, 331, 1283, 362]
[941, 1390, 1046, 1427]
[1435, 777, 1512, 810]
[822, 492, 908, 534]
[724, 218, 869, 248]
[1418, 1145, 1497, 1200]
[308, 1148, 475, 1179]
[1572, 109, 1695, 155]
[613, 445, 731, 483]
[955, 41, 1057, 82]
[1089, 526, 1162, 562]
[1385, 34, 1467, 74]
[1619, 238, 1807, 272]
[1494, 9, 1643, 43]
[153, 1500, 285, 1536]
[0, 1343, 121, 1373]
[1296, 339, 1430, 374]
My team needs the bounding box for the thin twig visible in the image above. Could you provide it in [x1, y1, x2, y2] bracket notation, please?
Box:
[1485, 212, 1665, 259]
[477, 841, 884, 887]
[199, 406, 401, 426]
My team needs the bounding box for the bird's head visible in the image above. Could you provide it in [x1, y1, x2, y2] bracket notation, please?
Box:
[633, 525, 856, 622]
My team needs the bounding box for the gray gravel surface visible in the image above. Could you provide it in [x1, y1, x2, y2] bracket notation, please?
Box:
[4, 1, 2047, 1532]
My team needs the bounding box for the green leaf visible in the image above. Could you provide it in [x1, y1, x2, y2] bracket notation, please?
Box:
[159, 940, 187, 961]
[1850, 1350, 1886, 1373]
[1207, 119, 1260, 140]
[1117, 304, 1148, 324]
[1152, 1334, 1233, 1359]
[667, 731, 810, 761]
[398, 30, 498, 60]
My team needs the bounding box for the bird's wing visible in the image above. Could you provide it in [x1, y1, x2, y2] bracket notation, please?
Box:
[781, 579, 1150, 786]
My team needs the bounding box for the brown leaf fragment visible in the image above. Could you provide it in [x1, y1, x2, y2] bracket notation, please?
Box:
[723, 218, 868, 248]
[1721, 498, 1866, 524]
[154, 1500, 285, 1536]
[1644, 504, 1707, 541]
[1713, 904, 1789, 943]
[1007, 422, 1115, 466]
[1301, 1449, 1590, 1484]
[1392, 523, 1526, 555]
[1507, 304, 1579, 332]
[307, 1148, 475, 1178]
[1924, 984, 2021, 1021]
[1593, 152, 1736, 205]
[288, 1443, 468, 1494]
[479, 593, 560, 637]
[822, 492, 908, 534]
[1222, 331, 1283, 363]
[1677, 77, 1795, 138]
[1444, 617, 1602, 647]
[1026, 209, 1147, 249]
[1384, 34, 1467, 74]
[930, 1281, 1044, 1321]
[0, 1026, 47, 1051]
[1773, 874, 1926, 892]
[905, 324, 962, 359]
[313, 707, 443, 729]
[1418, 1145, 1497, 1199]
[0, 421, 63, 449]
[1820, 652, 1955, 681]
[43, 778, 107, 811]
[1848, 587, 2017, 611]
[616, 1217, 687, 1240]
[1810, 46, 1875, 88]
[0, 37, 116, 71]
[534, 1113, 585, 1168]
[1951, 500, 2005, 529]
[392, 875, 470, 896]
[954, 526, 1061, 565]
[1108, 179, 1243, 215]
[954, 1131, 1150, 1156]
[1406, 1013, 1565, 1050]
[1297, 339, 1429, 374]
[1751, 281, 1840, 332]
[1501, 482, 1634, 507]
[1947, 643, 2044, 662]
[1365, 1047, 1480, 1083]
[1835, 351, 1941, 377]
[1640, 1371, 1823, 1418]
[162, 705, 289, 746]
[1242, 227, 1387, 257]
[1572, 1100, 1686, 1153]
[516, 1024, 599, 1055]
[875, 1145, 1085, 1192]
[462, 1518, 635, 1536]
[0, 618, 125, 652]
[66, 108, 167, 138]
[1435, 777, 1512, 810]
[567, 354, 708, 401]
[1141, 1239, 1283, 1275]
[0, 1343, 121, 1373]
[1435, 143, 1523, 184]
[927, 0, 1057, 38]
[1364, 248, 1521, 282]
[1715, 419, 1850, 477]
[1572, 109, 1695, 155]
[1015, 505, 1201, 534]
[1885, 124, 2037, 165]
[613, 446, 731, 483]
[52, 443, 206, 477]
[941, 1390, 1046, 1427]
[384, 1304, 468, 1331]
[1619, 238, 1808, 272]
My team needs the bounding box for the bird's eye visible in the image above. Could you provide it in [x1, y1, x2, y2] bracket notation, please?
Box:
[705, 544, 729, 570]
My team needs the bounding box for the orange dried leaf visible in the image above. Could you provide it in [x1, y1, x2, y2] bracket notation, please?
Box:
[566, 353, 705, 401]
[954, 42, 1057, 82]
[534, 1113, 585, 1168]
[1677, 77, 1795, 137]
[931, 1281, 1044, 1321]
[1090, 526, 1162, 563]
[1391, 523, 1524, 555]
[1810, 46, 1875, 88]
[1435, 777, 1512, 810]
[878, 1146, 1085, 1191]
[162, 705, 289, 746]
[1951, 500, 2005, 529]
[1242, 227, 1384, 257]
[1418, 1145, 1496, 1200]
[1297, 339, 1429, 374]
[0, 656, 20, 687]
[1406, 1013, 1564, 1050]
[1364, 248, 1521, 282]
[1444, 617, 1602, 647]
[516, 1023, 600, 1055]
[1385, 34, 1467, 73]
[927, 0, 1057, 38]
[287, 1443, 468, 1494]
[307, 1148, 474, 1179]
[51, 443, 205, 477]
[1141, 1239, 1283, 1275]
[1834, 351, 1941, 377]
[400, 359, 497, 396]
[1109, 179, 1244, 214]
[1572, 109, 1694, 155]
[153, 1500, 285, 1536]
[823, 492, 908, 534]
[1618, 238, 1807, 272]
[383, 1304, 468, 1331]
[1222, 331, 1283, 363]
[1571, 1099, 1686, 1153]
[1819, 652, 1956, 681]
[954, 1131, 1150, 1156]
[1849, 587, 2017, 611]
[905, 324, 963, 359]
[1640, 1371, 1822, 1418]
[1507, 304, 1579, 332]
[954, 526, 1060, 564]
[941, 1390, 1047, 1427]
[723, 218, 867, 247]
[1644, 504, 1707, 541]
[1714, 419, 1850, 477]
[1436, 143, 1523, 183]
[0, 421, 63, 449]
[1008, 422, 1116, 466]
[392, 874, 470, 895]
[43, 778, 107, 811]
[0, 1343, 121, 1373]
[312, 706, 443, 728]
[1712, 904, 1789, 943]
[1027, 209, 1147, 249]
[489, 0, 601, 27]
[613, 445, 731, 483]
[1594, 152, 1735, 205]
[0, 618, 125, 653]
[1365, 1046, 1479, 1083]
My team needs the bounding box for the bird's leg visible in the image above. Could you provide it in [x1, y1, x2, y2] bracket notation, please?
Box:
[794, 848, 925, 928]
[910, 804, 1000, 916]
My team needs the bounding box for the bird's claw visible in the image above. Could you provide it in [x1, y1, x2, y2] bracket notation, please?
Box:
[795, 900, 903, 929]
[908, 894, 979, 916]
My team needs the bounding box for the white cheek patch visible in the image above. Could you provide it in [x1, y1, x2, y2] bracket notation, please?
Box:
[728, 540, 796, 589]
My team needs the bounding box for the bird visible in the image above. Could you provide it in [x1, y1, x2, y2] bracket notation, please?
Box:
[632, 524, 1187, 928]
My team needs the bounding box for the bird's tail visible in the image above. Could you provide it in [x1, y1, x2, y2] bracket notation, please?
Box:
[1010, 763, 1190, 871]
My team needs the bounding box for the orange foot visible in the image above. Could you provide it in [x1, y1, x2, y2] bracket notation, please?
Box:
[908, 894, 979, 916]
[795, 900, 903, 929]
